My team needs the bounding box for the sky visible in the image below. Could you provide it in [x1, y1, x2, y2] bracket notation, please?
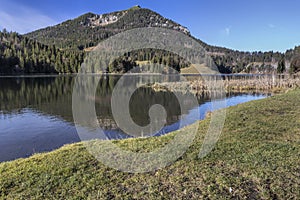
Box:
[0, 0, 299, 52]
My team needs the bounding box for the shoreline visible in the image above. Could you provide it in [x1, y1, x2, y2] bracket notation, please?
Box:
[0, 72, 290, 77]
[0, 91, 271, 164]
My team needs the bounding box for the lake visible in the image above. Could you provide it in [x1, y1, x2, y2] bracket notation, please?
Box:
[0, 75, 268, 162]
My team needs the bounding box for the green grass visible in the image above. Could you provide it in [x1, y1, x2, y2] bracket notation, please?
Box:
[1, 90, 300, 199]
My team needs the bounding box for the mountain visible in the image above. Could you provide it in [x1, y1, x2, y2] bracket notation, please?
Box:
[1, 6, 300, 74]
[25, 6, 190, 50]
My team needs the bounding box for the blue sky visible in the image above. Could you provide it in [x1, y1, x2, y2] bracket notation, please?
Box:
[0, 0, 299, 52]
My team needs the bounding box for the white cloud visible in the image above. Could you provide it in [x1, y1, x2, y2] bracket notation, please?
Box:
[0, 2, 57, 34]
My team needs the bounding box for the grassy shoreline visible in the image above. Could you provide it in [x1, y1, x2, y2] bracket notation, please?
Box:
[1, 90, 300, 199]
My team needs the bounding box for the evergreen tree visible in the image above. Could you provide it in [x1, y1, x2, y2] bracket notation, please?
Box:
[277, 57, 286, 74]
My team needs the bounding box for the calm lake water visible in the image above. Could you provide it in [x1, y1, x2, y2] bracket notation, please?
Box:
[0, 75, 268, 162]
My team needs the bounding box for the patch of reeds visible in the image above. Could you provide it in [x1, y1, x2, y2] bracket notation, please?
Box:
[149, 75, 300, 97]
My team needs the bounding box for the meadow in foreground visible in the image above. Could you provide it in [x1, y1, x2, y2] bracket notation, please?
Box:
[1, 90, 300, 199]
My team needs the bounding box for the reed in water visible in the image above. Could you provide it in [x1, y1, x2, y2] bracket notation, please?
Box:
[150, 74, 300, 97]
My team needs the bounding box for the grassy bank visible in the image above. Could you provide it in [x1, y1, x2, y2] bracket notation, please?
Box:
[1, 90, 300, 199]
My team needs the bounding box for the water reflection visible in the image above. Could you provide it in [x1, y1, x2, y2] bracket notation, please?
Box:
[0, 75, 268, 162]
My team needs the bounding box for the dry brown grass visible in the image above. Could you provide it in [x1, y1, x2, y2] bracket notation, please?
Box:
[223, 75, 300, 93]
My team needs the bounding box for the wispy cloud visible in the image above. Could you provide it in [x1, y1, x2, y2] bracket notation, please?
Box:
[221, 27, 231, 36]
[225, 27, 231, 35]
[0, 2, 57, 34]
[268, 24, 276, 29]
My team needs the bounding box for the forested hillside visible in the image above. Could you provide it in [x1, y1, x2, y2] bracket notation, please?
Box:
[1, 6, 300, 74]
[0, 30, 190, 74]
[0, 30, 84, 74]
